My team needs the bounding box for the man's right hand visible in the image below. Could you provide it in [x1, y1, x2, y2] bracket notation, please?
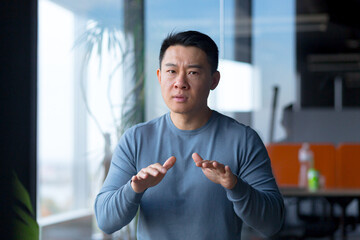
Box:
[131, 156, 176, 193]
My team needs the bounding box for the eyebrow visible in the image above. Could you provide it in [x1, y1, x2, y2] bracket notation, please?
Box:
[188, 64, 203, 69]
[164, 63, 203, 69]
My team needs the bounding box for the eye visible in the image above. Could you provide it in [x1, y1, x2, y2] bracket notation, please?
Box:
[167, 70, 176, 74]
[189, 71, 198, 75]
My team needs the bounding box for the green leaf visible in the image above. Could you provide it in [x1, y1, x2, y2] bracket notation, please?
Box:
[13, 217, 39, 240]
[12, 172, 39, 240]
[13, 205, 39, 238]
[13, 173, 34, 215]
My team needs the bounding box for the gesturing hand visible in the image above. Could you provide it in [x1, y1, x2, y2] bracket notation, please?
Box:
[131, 156, 176, 193]
[192, 153, 237, 189]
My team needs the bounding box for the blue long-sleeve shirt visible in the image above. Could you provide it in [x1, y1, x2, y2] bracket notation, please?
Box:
[95, 111, 284, 239]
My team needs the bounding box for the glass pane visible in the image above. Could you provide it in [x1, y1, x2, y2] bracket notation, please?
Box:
[38, 0, 76, 217]
[37, 0, 124, 237]
[145, 0, 220, 120]
[252, 0, 296, 142]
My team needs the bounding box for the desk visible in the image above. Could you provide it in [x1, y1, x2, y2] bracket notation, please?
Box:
[280, 187, 360, 240]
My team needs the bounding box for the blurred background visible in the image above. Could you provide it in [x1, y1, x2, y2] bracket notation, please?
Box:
[2, 0, 360, 239]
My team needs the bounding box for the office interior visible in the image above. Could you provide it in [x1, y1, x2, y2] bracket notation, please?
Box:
[1, 0, 360, 239]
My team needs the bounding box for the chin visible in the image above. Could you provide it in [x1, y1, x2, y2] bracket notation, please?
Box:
[165, 102, 188, 112]
[168, 105, 191, 114]
[170, 108, 190, 114]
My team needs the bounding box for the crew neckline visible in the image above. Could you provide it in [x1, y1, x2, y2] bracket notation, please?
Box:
[166, 110, 219, 135]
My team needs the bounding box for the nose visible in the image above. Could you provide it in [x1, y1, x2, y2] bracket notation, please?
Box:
[174, 72, 189, 89]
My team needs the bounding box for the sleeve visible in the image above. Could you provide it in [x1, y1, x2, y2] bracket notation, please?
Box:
[94, 129, 143, 234]
[225, 127, 285, 237]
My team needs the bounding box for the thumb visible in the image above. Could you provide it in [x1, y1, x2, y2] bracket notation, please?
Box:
[163, 156, 176, 170]
[192, 152, 203, 163]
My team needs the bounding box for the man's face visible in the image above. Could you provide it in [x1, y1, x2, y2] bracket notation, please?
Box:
[157, 45, 220, 116]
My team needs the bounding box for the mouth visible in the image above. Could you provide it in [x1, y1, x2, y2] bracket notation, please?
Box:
[173, 94, 187, 103]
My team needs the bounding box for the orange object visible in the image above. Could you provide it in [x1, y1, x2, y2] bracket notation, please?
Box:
[266, 143, 301, 187]
[336, 143, 360, 188]
[266, 143, 336, 188]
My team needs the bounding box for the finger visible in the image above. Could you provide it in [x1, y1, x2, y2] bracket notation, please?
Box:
[201, 161, 213, 168]
[132, 175, 143, 182]
[143, 166, 162, 177]
[195, 159, 212, 168]
[137, 169, 149, 179]
[192, 152, 203, 163]
[213, 161, 225, 169]
[131, 175, 146, 193]
[147, 164, 168, 175]
[200, 160, 217, 168]
[225, 165, 237, 189]
[163, 156, 176, 170]
[131, 175, 138, 182]
[209, 162, 224, 173]
[200, 161, 226, 174]
[225, 165, 233, 175]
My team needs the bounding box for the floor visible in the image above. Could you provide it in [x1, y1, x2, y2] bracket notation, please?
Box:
[242, 224, 360, 240]
[40, 212, 360, 240]
[41, 223, 360, 240]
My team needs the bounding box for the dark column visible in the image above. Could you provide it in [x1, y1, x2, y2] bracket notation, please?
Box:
[0, 0, 38, 239]
[122, 0, 145, 131]
[234, 0, 252, 63]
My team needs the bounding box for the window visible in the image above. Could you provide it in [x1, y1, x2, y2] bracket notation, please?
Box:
[37, 0, 124, 237]
[38, 0, 297, 238]
[38, 0, 78, 218]
[145, 0, 296, 142]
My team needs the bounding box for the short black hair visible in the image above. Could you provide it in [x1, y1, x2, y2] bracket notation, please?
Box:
[159, 30, 219, 73]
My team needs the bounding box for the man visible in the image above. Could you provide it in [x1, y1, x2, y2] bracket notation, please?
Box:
[95, 30, 284, 239]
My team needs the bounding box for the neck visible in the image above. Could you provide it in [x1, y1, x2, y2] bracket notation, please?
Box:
[170, 108, 213, 130]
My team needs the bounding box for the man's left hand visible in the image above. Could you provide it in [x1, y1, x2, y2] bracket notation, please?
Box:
[192, 152, 237, 189]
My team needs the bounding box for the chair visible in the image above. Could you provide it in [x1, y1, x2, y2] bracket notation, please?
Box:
[309, 144, 337, 188]
[266, 143, 336, 188]
[336, 143, 360, 188]
[334, 143, 360, 235]
[267, 143, 338, 238]
[266, 143, 301, 187]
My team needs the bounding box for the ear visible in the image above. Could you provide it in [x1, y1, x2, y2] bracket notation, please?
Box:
[210, 71, 220, 90]
[157, 68, 161, 84]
